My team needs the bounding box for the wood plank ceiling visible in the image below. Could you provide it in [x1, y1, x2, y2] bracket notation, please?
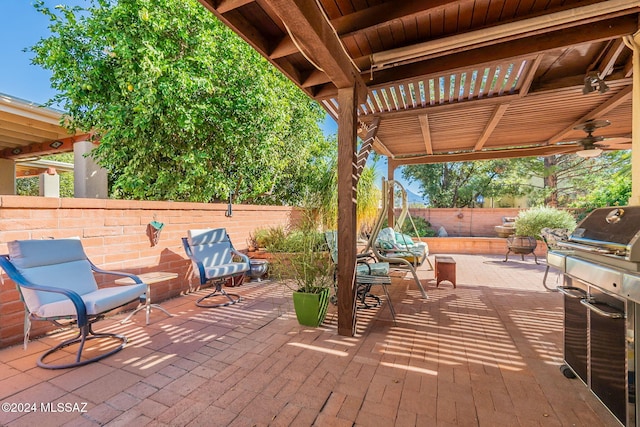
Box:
[0, 94, 84, 165]
[199, 0, 638, 165]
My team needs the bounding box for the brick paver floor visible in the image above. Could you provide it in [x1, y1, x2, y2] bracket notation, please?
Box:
[0, 254, 620, 426]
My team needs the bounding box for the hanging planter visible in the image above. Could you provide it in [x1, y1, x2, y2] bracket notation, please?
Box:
[292, 287, 330, 327]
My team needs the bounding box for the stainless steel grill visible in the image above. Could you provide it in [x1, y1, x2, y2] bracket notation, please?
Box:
[547, 206, 640, 427]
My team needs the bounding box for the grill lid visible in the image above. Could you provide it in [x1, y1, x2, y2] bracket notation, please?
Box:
[570, 206, 640, 261]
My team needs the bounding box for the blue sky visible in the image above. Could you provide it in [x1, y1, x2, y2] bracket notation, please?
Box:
[0, 1, 78, 105]
[1, 0, 421, 195]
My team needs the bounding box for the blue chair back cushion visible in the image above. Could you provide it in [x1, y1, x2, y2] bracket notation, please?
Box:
[187, 229, 249, 281]
[8, 239, 146, 318]
[188, 228, 229, 246]
[8, 239, 98, 310]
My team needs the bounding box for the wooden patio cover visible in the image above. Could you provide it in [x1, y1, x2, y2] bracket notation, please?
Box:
[200, 0, 638, 335]
[200, 0, 635, 163]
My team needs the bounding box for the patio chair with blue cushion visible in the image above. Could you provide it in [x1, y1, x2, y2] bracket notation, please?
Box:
[368, 227, 428, 298]
[325, 231, 396, 323]
[376, 227, 431, 268]
[182, 228, 250, 308]
[0, 239, 147, 369]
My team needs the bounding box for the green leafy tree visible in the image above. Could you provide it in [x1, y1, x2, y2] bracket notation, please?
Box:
[569, 151, 631, 210]
[30, 0, 327, 204]
[401, 151, 630, 209]
[526, 151, 630, 207]
[401, 159, 538, 208]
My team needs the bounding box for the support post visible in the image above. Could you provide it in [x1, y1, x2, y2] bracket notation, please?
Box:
[39, 168, 60, 198]
[387, 161, 395, 229]
[628, 30, 640, 205]
[337, 86, 358, 337]
[74, 140, 108, 199]
[0, 159, 16, 195]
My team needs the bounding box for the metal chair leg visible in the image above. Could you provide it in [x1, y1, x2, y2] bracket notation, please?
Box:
[38, 324, 127, 369]
[381, 283, 397, 325]
[196, 280, 242, 308]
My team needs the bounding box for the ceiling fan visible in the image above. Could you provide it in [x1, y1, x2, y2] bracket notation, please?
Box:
[562, 119, 632, 158]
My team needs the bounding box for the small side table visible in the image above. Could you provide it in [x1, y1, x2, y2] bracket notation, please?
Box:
[117, 272, 177, 325]
[435, 256, 456, 288]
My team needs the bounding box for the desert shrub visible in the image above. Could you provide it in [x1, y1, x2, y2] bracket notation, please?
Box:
[514, 207, 577, 239]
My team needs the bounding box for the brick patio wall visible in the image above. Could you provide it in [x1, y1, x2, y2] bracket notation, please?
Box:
[406, 207, 523, 237]
[0, 197, 540, 348]
[0, 196, 301, 348]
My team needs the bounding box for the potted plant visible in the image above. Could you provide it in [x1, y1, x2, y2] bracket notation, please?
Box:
[269, 228, 333, 327]
[506, 206, 577, 260]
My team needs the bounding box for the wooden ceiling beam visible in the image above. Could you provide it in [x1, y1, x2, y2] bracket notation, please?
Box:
[331, 0, 454, 38]
[372, 136, 393, 158]
[547, 84, 633, 144]
[360, 15, 637, 86]
[0, 117, 67, 140]
[518, 55, 543, 97]
[474, 104, 510, 151]
[302, 70, 331, 88]
[598, 39, 627, 77]
[215, 0, 253, 14]
[197, 0, 318, 93]
[0, 104, 61, 127]
[0, 134, 91, 160]
[198, 1, 271, 56]
[369, 1, 638, 70]
[267, 0, 366, 95]
[390, 144, 581, 167]
[531, 71, 629, 93]
[16, 168, 49, 178]
[418, 115, 433, 155]
[269, 35, 298, 59]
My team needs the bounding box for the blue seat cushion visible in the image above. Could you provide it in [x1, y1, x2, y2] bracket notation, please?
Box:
[33, 283, 147, 319]
[356, 262, 389, 276]
[204, 262, 250, 279]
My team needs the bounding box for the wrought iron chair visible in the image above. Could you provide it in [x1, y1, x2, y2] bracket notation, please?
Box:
[0, 239, 147, 369]
[325, 231, 396, 323]
[182, 228, 250, 308]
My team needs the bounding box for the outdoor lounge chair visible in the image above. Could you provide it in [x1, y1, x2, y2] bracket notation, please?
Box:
[0, 239, 147, 369]
[376, 227, 431, 268]
[358, 179, 429, 300]
[325, 231, 396, 323]
[182, 228, 250, 308]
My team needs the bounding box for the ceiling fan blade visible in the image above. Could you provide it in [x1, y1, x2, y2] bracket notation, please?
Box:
[598, 137, 632, 146]
[602, 143, 632, 151]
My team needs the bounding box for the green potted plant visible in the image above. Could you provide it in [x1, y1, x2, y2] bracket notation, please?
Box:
[507, 206, 577, 260]
[269, 228, 333, 327]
